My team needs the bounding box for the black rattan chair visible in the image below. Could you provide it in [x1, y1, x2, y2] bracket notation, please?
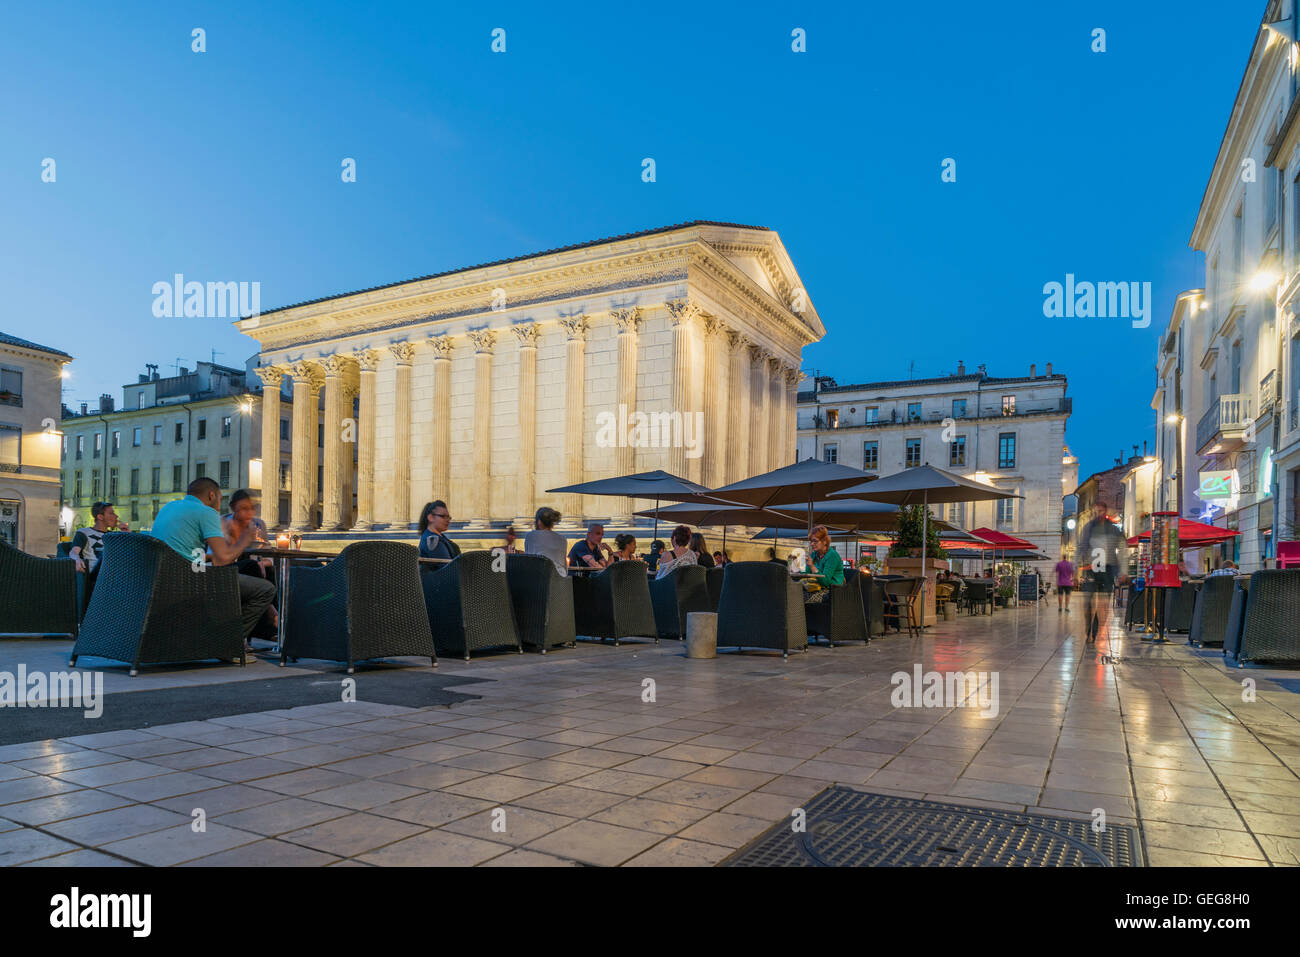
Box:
[422, 550, 522, 660]
[649, 564, 710, 640]
[572, 560, 657, 645]
[1222, 578, 1250, 659]
[716, 562, 806, 658]
[1162, 581, 1198, 634]
[1124, 587, 1145, 630]
[505, 553, 575, 653]
[281, 541, 435, 672]
[805, 573, 869, 647]
[69, 534, 242, 675]
[1228, 570, 1300, 666]
[861, 577, 886, 637]
[0, 539, 79, 637]
[705, 567, 724, 612]
[1189, 576, 1234, 647]
[963, 580, 992, 616]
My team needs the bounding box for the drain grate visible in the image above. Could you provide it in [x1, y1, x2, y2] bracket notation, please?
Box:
[724, 787, 1143, 867]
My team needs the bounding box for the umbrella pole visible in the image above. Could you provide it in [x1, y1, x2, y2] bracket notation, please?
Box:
[653, 496, 659, 544]
[921, 491, 928, 628]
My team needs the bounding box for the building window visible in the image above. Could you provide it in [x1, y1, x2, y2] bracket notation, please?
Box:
[197, 419, 207, 440]
[826, 409, 839, 429]
[221, 416, 232, 438]
[997, 497, 1016, 530]
[0, 425, 19, 472]
[153, 424, 162, 445]
[219, 459, 230, 488]
[999, 433, 1017, 469]
[130, 468, 140, 494]
[137, 391, 145, 410]
[863, 441, 878, 470]
[195, 461, 206, 480]
[280, 418, 289, 441]
[823, 444, 838, 464]
[952, 399, 966, 418]
[280, 463, 290, 491]
[1266, 165, 1280, 236]
[111, 431, 120, 456]
[132, 427, 141, 447]
[175, 422, 184, 443]
[91, 469, 101, 498]
[865, 407, 878, 425]
[950, 435, 966, 467]
[906, 438, 921, 468]
[150, 466, 160, 493]
[93, 433, 102, 456]
[74, 472, 83, 502]
[172, 464, 183, 490]
[1231, 340, 1242, 394]
[76, 434, 84, 459]
[108, 468, 118, 498]
[130, 501, 139, 522]
[1233, 201, 1244, 279]
[0, 367, 22, 406]
[947, 502, 965, 526]
[907, 402, 921, 421]
[152, 499, 160, 520]
[1001, 395, 1016, 415]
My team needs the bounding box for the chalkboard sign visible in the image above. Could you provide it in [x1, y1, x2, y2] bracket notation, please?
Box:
[1018, 573, 1040, 603]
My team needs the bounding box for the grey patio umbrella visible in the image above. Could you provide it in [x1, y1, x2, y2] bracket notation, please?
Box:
[831, 464, 1020, 611]
[546, 469, 731, 542]
[708, 459, 878, 534]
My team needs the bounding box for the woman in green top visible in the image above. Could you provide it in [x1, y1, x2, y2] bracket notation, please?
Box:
[804, 525, 844, 602]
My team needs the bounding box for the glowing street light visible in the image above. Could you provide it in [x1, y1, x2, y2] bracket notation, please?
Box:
[1250, 270, 1280, 293]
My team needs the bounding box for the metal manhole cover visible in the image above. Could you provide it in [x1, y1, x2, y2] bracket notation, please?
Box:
[724, 787, 1142, 867]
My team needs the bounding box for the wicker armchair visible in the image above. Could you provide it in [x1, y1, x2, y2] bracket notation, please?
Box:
[1162, 581, 1198, 634]
[1189, 576, 1234, 647]
[1222, 579, 1250, 658]
[69, 534, 242, 675]
[963, 580, 993, 616]
[805, 573, 869, 647]
[572, 560, 657, 645]
[281, 541, 435, 673]
[716, 562, 806, 658]
[505, 553, 575, 653]
[0, 539, 79, 637]
[705, 567, 724, 612]
[861, 577, 886, 637]
[422, 550, 522, 660]
[1228, 570, 1300, 666]
[883, 577, 923, 637]
[649, 564, 710, 640]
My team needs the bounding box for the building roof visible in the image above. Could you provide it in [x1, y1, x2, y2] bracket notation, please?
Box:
[0, 331, 72, 360]
[797, 371, 1066, 401]
[252, 220, 770, 319]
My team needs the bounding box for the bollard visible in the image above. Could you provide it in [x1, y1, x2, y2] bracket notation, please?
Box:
[685, 612, 718, 659]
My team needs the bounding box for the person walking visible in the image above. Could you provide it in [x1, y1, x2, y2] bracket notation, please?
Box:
[1077, 502, 1126, 643]
[1054, 553, 1076, 612]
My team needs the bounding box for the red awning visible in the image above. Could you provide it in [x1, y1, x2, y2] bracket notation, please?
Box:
[1125, 518, 1241, 547]
[969, 527, 1037, 549]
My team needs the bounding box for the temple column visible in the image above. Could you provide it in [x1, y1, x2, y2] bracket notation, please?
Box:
[389, 342, 415, 527]
[467, 330, 496, 527]
[702, 316, 725, 489]
[767, 357, 783, 472]
[512, 324, 539, 525]
[560, 315, 589, 525]
[613, 308, 642, 521]
[784, 367, 802, 466]
[289, 361, 323, 530]
[340, 376, 359, 528]
[666, 299, 698, 480]
[748, 345, 770, 477]
[428, 334, 454, 502]
[320, 355, 354, 530]
[351, 348, 379, 529]
[255, 365, 285, 527]
[726, 333, 750, 485]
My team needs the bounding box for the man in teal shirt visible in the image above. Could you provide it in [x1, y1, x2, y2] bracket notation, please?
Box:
[150, 477, 275, 660]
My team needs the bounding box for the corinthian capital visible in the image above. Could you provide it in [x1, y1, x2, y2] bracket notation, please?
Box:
[512, 322, 540, 347]
[389, 342, 416, 365]
[468, 329, 497, 353]
[665, 298, 702, 326]
[255, 364, 286, 388]
[353, 348, 381, 372]
[426, 334, 454, 359]
[320, 354, 355, 378]
[702, 315, 725, 339]
[611, 307, 643, 335]
[559, 315, 589, 341]
[726, 331, 749, 354]
[289, 360, 325, 394]
[747, 344, 770, 366]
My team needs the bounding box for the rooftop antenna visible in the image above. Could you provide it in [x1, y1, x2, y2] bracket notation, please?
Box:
[210, 349, 223, 365]
[908, 360, 915, 380]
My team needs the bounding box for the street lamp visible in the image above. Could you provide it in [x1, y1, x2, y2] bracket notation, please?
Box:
[1165, 412, 1184, 520]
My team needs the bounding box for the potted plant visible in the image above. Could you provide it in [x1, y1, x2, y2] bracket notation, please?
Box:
[995, 582, 1014, 606]
[887, 505, 948, 560]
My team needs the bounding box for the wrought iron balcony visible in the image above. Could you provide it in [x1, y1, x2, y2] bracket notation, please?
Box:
[1196, 393, 1253, 453]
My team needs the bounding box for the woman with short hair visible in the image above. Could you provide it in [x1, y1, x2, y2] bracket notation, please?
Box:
[655, 525, 698, 580]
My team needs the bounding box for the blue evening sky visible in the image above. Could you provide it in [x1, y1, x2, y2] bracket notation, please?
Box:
[0, 1, 1264, 480]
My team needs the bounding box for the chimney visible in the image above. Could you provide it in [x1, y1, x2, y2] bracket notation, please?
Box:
[180, 366, 190, 376]
[100, 394, 114, 414]
[80, 402, 87, 415]
[137, 374, 148, 384]
[957, 361, 965, 376]
[1029, 363, 1036, 378]
[978, 363, 987, 375]
[1046, 362, 1053, 376]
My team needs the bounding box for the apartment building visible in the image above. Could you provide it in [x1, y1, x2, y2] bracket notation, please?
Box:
[796, 362, 1072, 571]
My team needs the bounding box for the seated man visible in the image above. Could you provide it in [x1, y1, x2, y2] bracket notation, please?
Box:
[149, 477, 276, 663]
[569, 522, 612, 571]
[70, 501, 128, 608]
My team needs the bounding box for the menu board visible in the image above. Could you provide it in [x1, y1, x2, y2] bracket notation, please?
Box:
[1018, 573, 1039, 603]
[1149, 512, 1180, 587]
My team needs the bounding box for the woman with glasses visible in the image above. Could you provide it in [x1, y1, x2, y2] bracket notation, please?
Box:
[418, 500, 461, 562]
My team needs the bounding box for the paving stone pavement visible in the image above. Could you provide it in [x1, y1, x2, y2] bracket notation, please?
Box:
[2, 604, 1299, 867]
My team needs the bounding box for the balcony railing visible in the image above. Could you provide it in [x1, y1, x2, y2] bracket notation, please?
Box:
[1196, 393, 1254, 452]
[802, 397, 1072, 432]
